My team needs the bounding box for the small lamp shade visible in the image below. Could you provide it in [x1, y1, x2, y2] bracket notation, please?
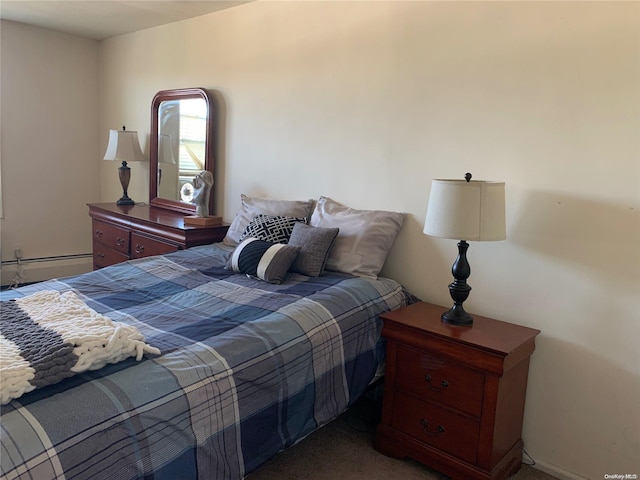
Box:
[424, 179, 506, 242]
[103, 126, 145, 206]
[103, 129, 145, 163]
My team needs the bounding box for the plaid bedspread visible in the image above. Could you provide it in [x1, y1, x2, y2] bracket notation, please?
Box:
[0, 244, 409, 480]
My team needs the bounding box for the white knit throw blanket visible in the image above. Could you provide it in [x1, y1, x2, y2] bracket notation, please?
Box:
[0, 290, 160, 404]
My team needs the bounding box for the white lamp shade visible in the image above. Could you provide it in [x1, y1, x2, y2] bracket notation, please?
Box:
[103, 129, 145, 163]
[424, 179, 506, 241]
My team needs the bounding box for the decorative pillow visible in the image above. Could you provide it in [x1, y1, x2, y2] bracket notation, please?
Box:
[310, 196, 404, 278]
[239, 214, 307, 244]
[288, 223, 340, 277]
[227, 238, 301, 284]
[223, 194, 315, 246]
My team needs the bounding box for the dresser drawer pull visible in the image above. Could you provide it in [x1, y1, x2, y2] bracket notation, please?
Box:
[116, 237, 125, 246]
[95, 230, 103, 239]
[420, 419, 445, 437]
[97, 253, 105, 259]
[424, 374, 449, 392]
[135, 244, 144, 254]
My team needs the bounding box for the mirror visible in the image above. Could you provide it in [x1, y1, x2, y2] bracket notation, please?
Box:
[149, 88, 214, 214]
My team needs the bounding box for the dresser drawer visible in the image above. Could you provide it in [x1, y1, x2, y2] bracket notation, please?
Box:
[395, 344, 485, 417]
[93, 247, 129, 269]
[392, 392, 479, 464]
[93, 220, 130, 255]
[131, 233, 179, 259]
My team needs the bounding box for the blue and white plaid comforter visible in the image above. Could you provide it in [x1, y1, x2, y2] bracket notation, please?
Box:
[0, 244, 409, 480]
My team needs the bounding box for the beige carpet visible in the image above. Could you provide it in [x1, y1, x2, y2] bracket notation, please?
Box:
[248, 396, 557, 480]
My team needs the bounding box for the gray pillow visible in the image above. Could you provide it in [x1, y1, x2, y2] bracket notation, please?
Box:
[310, 196, 404, 278]
[288, 223, 339, 277]
[223, 194, 315, 246]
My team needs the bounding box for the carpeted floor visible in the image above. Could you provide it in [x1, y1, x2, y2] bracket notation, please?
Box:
[248, 394, 558, 480]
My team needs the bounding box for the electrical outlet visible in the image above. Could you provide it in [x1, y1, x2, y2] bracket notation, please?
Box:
[14, 245, 23, 260]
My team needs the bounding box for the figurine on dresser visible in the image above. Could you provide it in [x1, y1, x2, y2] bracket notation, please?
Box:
[191, 170, 214, 217]
[182, 170, 221, 226]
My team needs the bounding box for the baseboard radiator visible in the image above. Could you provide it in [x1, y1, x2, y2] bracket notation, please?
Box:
[1, 254, 93, 288]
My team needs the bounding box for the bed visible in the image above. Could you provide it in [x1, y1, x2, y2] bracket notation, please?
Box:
[0, 237, 410, 479]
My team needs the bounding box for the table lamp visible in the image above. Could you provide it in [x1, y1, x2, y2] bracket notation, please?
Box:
[103, 126, 145, 205]
[423, 173, 506, 326]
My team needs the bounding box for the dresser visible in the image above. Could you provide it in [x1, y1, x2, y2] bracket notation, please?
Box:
[88, 203, 229, 269]
[375, 302, 540, 480]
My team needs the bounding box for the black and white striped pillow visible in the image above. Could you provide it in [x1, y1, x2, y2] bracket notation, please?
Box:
[227, 238, 301, 284]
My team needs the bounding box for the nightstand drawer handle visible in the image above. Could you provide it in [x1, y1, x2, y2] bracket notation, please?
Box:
[421, 419, 445, 437]
[424, 374, 449, 392]
[116, 237, 125, 246]
[95, 230, 103, 239]
[135, 244, 144, 254]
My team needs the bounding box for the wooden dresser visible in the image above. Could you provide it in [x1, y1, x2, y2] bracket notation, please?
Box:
[375, 302, 540, 480]
[88, 203, 229, 269]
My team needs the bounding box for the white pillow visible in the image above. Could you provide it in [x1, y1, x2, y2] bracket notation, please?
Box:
[310, 196, 404, 278]
[223, 194, 314, 246]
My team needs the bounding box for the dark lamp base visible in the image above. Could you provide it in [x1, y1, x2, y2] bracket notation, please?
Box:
[117, 161, 134, 206]
[441, 305, 473, 326]
[443, 239, 474, 326]
[116, 195, 135, 206]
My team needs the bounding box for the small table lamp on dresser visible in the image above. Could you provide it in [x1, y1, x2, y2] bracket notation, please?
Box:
[103, 125, 146, 206]
[375, 174, 541, 480]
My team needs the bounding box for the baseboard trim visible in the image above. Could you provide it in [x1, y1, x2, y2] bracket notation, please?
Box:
[530, 459, 590, 480]
[1, 255, 92, 287]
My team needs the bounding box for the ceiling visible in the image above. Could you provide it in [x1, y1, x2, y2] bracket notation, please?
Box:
[0, 1, 252, 41]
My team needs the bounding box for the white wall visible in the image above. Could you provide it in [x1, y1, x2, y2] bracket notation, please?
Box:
[99, 3, 640, 479]
[0, 20, 99, 283]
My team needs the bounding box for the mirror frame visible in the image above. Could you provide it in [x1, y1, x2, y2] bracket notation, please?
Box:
[149, 87, 214, 214]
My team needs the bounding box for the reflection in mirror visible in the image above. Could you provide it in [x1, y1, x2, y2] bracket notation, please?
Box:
[157, 98, 207, 201]
[150, 88, 214, 214]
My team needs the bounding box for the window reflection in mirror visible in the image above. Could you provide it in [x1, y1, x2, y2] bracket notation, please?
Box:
[157, 98, 207, 202]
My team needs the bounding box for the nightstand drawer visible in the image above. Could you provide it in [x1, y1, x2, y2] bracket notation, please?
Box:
[93, 220, 130, 254]
[392, 392, 479, 464]
[395, 344, 485, 417]
[131, 233, 179, 259]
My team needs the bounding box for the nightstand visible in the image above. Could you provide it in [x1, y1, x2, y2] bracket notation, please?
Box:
[375, 302, 540, 480]
[88, 203, 229, 269]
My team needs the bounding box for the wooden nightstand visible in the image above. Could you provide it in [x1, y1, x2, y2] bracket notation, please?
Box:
[88, 203, 229, 269]
[375, 302, 540, 480]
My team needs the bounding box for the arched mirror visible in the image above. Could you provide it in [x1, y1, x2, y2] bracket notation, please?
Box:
[149, 88, 214, 214]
